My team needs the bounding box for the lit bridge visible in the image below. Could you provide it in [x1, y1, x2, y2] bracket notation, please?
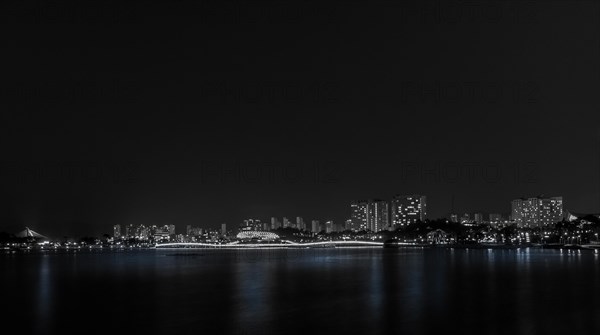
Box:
[155, 240, 389, 248]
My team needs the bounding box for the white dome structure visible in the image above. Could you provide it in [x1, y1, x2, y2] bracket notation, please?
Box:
[236, 231, 280, 241]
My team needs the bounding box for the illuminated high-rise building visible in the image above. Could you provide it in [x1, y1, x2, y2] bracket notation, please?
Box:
[296, 217, 305, 230]
[271, 217, 281, 230]
[311, 220, 321, 233]
[242, 219, 262, 231]
[367, 199, 389, 232]
[511, 196, 563, 228]
[350, 200, 369, 231]
[113, 224, 121, 238]
[350, 199, 390, 232]
[391, 195, 427, 227]
[325, 220, 334, 233]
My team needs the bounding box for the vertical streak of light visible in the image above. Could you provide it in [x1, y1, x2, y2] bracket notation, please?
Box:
[36, 255, 52, 335]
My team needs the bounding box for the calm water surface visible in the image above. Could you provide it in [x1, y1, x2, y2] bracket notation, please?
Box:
[2, 248, 600, 335]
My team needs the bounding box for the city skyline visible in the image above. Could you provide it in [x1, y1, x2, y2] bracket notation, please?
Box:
[2, 0, 599, 238]
[111, 193, 569, 235]
[0, 191, 585, 238]
[3, 1, 599, 335]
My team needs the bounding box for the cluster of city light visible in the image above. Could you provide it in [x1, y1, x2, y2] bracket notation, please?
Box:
[236, 231, 280, 241]
[156, 240, 385, 248]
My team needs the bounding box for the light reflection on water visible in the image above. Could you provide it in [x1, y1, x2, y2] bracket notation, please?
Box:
[2, 248, 600, 335]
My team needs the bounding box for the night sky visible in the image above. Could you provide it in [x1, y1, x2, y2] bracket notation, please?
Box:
[1, 0, 599, 237]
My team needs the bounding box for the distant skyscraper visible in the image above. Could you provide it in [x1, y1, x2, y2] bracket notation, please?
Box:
[325, 220, 334, 233]
[350, 199, 390, 232]
[367, 199, 389, 232]
[350, 200, 369, 231]
[511, 196, 563, 228]
[125, 224, 135, 239]
[271, 217, 281, 230]
[449, 214, 459, 223]
[283, 217, 291, 228]
[473, 213, 484, 224]
[391, 195, 427, 227]
[113, 224, 121, 238]
[168, 224, 176, 235]
[311, 220, 321, 233]
[296, 217, 305, 230]
[345, 219, 352, 231]
[242, 219, 262, 231]
[221, 223, 227, 235]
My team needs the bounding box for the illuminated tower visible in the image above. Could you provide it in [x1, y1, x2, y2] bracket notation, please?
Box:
[350, 200, 369, 231]
[367, 199, 389, 232]
[391, 195, 427, 227]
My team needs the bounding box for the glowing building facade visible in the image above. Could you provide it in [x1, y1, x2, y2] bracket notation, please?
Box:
[391, 195, 427, 227]
[511, 196, 563, 228]
[350, 200, 369, 231]
[368, 199, 389, 232]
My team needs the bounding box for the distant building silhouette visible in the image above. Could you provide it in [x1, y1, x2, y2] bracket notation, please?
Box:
[113, 224, 121, 238]
[296, 217, 305, 230]
[311, 220, 320, 233]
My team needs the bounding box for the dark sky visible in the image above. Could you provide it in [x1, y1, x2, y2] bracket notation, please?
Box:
[1, 0, 599, 237]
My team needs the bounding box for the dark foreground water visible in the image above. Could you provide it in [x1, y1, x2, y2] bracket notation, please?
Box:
[2, 248, 600, 335]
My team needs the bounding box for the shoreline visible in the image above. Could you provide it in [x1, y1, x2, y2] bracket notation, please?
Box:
[4, 241, 600, 252]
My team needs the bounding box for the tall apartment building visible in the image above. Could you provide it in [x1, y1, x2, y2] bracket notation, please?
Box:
[296, 217, 305, 231]
[368, 199, 389, 232]
[350, 199, 389, 232]
[511, 196, 563, 228]
[241, 219, 262, 231]
[311, 220, 321, 233]
[390, 195, 427, 227]
[271, 217, 281, 230]
[350, 200, 369, 231]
